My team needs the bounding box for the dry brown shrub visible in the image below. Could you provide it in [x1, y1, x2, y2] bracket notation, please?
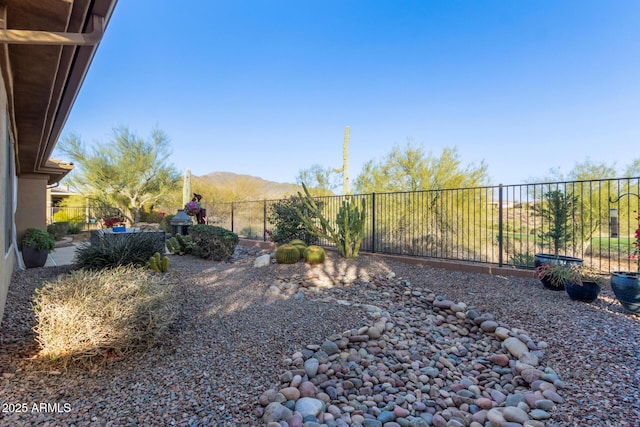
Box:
[32, 266, 175, 365]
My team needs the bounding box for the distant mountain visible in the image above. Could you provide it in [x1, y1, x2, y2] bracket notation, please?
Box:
[196, 171, 301, 200]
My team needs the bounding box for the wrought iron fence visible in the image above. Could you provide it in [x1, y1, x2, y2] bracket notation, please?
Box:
[56, 177, 640, 273]
[194, 177, 640, 273]
[47, 206, 98, 231]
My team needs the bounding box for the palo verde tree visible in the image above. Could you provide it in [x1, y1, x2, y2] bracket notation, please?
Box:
[296, 164, 340, 196]
[354, 143, 489, 256]
[57, 126, 180, 223]
[354, 143, 488, 193]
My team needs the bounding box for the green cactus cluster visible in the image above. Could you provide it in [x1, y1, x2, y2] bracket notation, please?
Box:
[275, 244, 300, 264]
[148, 252, 170, 273]
[166, 234, 193, 255]
[304, 245, 325, 265]
[289, 239, 307, 260]
[335, 197, 367, 258]
[295, 183, 367, 258]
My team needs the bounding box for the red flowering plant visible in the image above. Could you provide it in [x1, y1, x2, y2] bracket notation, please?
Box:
[630, 214, 640, 273]
[103, 213, 125, 228]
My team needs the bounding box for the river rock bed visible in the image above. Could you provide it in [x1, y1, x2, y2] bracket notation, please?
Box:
[257, 275, 564, 427]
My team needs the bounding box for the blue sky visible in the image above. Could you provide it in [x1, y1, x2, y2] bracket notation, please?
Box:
[60, 0, 640, 188]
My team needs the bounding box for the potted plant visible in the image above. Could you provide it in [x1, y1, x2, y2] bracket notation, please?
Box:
[532, 190, 583, 289]
[534, 263, 604, 301]
[610, 214, 640, 313]
[21, 228, 55, 268]
[103, 213, 126, 233]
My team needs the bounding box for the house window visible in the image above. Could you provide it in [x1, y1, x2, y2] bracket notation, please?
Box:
[4, 117, 13, 254]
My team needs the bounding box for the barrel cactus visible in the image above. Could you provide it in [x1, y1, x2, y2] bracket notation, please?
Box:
[275, 244, 300, 264]
[289, 239, 307, 260]
[304, 245, 326, 265]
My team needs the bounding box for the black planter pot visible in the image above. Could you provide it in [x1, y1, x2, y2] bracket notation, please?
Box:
[610, 272, 640, 313]
[534, 254, 584, 291]
[565, 281, 601, 302]
[21, 244, 49, 268]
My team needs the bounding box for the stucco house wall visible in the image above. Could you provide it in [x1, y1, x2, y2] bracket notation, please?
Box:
[0, 72, 16, 323]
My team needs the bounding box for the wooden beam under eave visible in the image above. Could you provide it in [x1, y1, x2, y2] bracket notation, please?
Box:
[0, 14, 103, 46]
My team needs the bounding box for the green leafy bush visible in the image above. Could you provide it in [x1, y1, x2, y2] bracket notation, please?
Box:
[47, 222, 69, 240]
[75, 232, 162, 270]
[32, 266, 174, 364]
[510, 251, 535, 268]
[22, 228, 55, 251]
[266, 195, 320, 245]
[188, 224, 238, 261]
[67, 223, 83, 235]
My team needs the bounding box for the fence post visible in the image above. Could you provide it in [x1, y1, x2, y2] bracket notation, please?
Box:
[263, 199, 267, 242]
[231, 202, 234, 233]
[498, 184, 504, 267]
[371, 193, 376, 253]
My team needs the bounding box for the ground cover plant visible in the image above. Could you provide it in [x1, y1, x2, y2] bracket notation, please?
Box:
[32, 266, 175, 365]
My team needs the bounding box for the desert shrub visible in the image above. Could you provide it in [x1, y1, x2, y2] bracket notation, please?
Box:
[139, 210, 165, 224]
[240, 226, 259, 239]
[510, 251, 536, 268]
[47, 222, 69, 240]
[75, 232, 161, 270]
[160, 214, 175, 234]
[67, 223, 83, 234]
[32, 266, 174, 364]
[267, 195, 320, 245]
[188, 224, 238, 261]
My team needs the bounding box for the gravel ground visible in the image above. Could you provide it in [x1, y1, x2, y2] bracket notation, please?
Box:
[0, 247, 639, 427]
